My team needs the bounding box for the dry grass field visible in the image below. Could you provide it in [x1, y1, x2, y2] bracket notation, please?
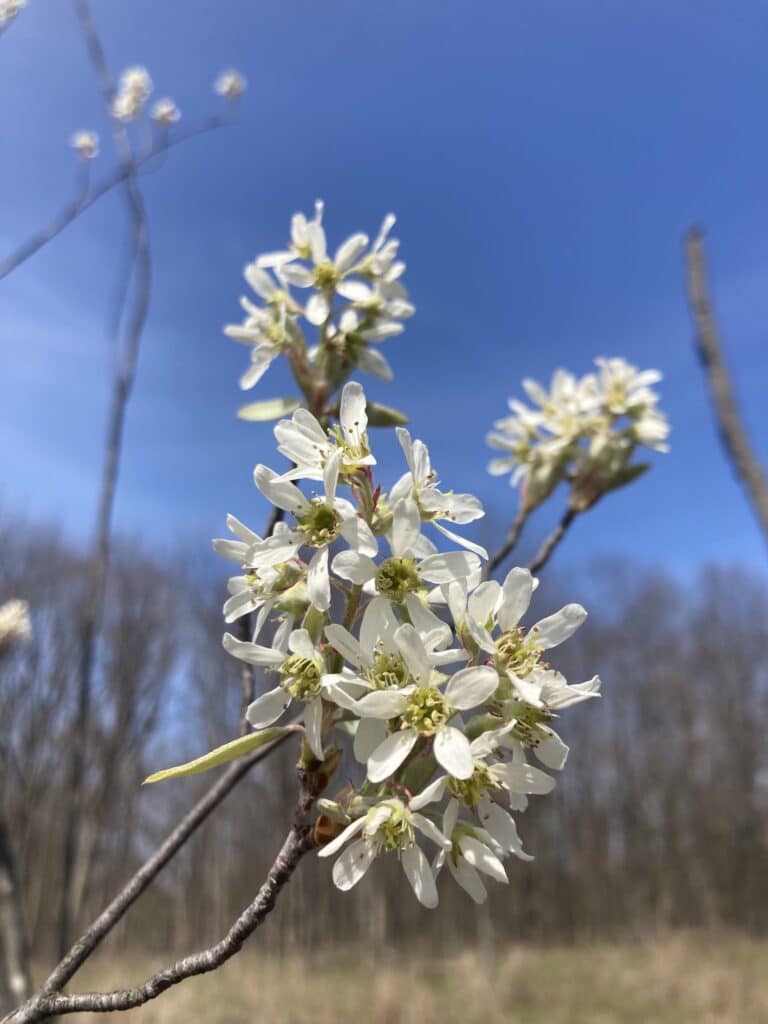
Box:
[56, 931, 768, 1024]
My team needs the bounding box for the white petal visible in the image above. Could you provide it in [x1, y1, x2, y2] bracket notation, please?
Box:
[222, 633, 285, 666]
[409, 775, 449, 810]
[318, 817, 366, 858]
[411, 812, 451, 850]
[432, 521, 488, 559]
[366, 728, 418, 783]
[448, 859, 487, 904]
[492, 761, 555, 795]
[331, 550, 377, 585]
[305, 292, 330, 326]
[359, 597, 397, 654]
[458, 836, 508, 883]
[433, 726, 474, 779]
[246, 687, 290, 728]
[334, 232, 369, 272]
[534, 730, 570, 770]
[401, 844, 438, 909]
[340, 381, 368, 444]
[477, 801, 533, 861]
[324, 624, 363, 668]
[307, 548, 330, 611]
[356, 345, 393, 382]
[393, 623, 431, 684]
[253, 465, 307, 514]
[339, 516, 378, 558]
[498, 568, 535, 632]
[444, 666, 498, 711]
[332, 840, 376, 890]
[353, 717, 388, 763]
[305, 697, 324, 760]
[418, 551, 480, 585]
[391, 499, 422, 558]
[353, 689, 410, 719]
[530, 603, 587, 649]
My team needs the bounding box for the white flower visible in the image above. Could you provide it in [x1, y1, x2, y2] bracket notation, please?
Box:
[249, 449, 373, 612]
[112, 66, 153, 121]
[275, 381, 374, 481]
[332, 497, 482, 609]
[351, 623, 497, 782]
[151, 98, 181, 125]
[318, 796, 450, 908]
[0, 0, 25, 26]
[215, 69, 247, 102]
[0, 599, 31, 649]
[391, 428, 487, 557]
[70, 131, 99, 160]
[433, 801, 512, 904]
[222, 627, 356, 760]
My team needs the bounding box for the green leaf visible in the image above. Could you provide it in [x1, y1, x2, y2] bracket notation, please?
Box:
[604, 462, 650, 493]
[237, 397, 302, 422]
[143, 727, 293, 785]
[365, 401, 409, 428]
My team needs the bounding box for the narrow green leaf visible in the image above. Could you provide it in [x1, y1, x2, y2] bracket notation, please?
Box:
[143, 727, 292, 784]
[365, 401, 409, 428]
[237, 397, 302, 422]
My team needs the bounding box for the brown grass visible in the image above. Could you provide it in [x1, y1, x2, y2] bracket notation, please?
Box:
[58, 931, 768, 1024]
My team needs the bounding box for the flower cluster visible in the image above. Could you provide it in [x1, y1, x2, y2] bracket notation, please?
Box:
[215, 381, 600, 907]
[111, 66, 154, 122]
[215, 69, 247, 102]
[225, 203, 413, 410]
[0, 0, 25, 27]
[486, 357, 669, 512]
[0, 599, 31, 651]
[70, 131, 99, 161]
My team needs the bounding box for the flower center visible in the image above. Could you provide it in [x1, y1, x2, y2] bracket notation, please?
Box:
[368, 802, 414, 852]
[510, 702, 555, 746]
[364, 651, 409, 691]
[495, 627, 543, 678]
[296, 500, 341, 548]
[313, 259, 341, 290]
[375, 557, 419, 603]
[448, 761, 499, 807]
[281, 654, 322, 701]
[402, 686, 448, 735]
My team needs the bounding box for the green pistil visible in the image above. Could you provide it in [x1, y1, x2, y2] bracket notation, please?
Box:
[510, 702, 554, 747]
[495, 627, 544, 678]
[365, 651, 409, 691]
[375, 557, 419, 603]
[327, 424, 372, 472]
[281, 654, 322, 702]
[296, 500, 341, 548]
[448, 761, 499, 807]
[313, 259, 341, 290]
[375, 803, 414, 852]
[402, 686, 448, 735]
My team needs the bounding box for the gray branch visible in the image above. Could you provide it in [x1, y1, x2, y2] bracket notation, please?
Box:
[527, 506, 578, 575]
[684, 229, 768, 546]
[484, 506, 529, 579]
[6, 768, 316, 1023]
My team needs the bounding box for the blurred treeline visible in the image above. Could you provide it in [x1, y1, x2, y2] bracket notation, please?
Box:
[2, 507, 768, 978]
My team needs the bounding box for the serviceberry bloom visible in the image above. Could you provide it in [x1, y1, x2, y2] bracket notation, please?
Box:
[225, 203, 414, 398]
[318, 796, 450, 908]
[215, 69, 247, 102]
[112, 66, 153, 122]
[0, 599, 31, 649]
[150, 98, 181, 125]
[70, 131, 99, 160]
[487, 357, 669, 510]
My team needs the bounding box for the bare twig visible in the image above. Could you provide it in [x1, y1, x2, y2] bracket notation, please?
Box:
[57, 0, 153, 960]
[7, 753, 316, 1024]
[0, 117, 231, 282]
[484, 506, 529, 579]
[684, 229, 768, 545]
[527, 507, 578, 575]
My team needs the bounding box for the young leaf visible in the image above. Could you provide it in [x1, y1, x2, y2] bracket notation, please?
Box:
[237, 397, 302, 422]
[365, 401, 409, 428]
[143, 727, 293, 784]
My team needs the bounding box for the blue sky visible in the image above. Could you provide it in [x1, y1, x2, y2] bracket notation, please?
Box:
[2, 0, 768, 591]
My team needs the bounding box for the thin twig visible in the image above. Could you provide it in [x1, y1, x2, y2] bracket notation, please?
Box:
[484, 506, 529, 579]
[527, 507, 578, 575]
[57, 0, 153, 960]
[684, 229, 768, 546]
[6, 760, 317, 1024]
[0, 117, 231, 282]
